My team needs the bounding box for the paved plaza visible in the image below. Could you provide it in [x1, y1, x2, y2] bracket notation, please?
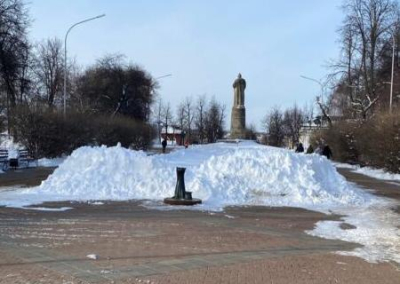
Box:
[0, 167, 399, 283]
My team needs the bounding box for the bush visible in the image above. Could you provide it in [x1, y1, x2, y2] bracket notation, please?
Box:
[313, 112, 400, 173]
[311, 122, 360, 163]
[358, 113, 400, 173]
[13, 108, 155, 158]
[92, 115, 154, 150]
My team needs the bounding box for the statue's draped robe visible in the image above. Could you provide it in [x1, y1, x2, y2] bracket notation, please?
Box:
[233, 78, 246, 107]
[230, 74, 247, 139]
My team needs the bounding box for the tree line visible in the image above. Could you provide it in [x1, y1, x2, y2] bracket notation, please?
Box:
[155, 95, 226, 144]
[262, 103, 314, 148]
[312, 0, 400, 173]
[0, 1, 160, 157]
[0, 0, 230, 157]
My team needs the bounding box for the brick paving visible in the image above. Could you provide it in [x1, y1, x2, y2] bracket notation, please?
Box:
[0, 167, 399, 283]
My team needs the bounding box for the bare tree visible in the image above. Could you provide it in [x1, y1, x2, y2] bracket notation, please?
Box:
[331, 0, 399, 119]
[245, 123, 258, 140]
[0, 0, 31, 133]
[33, 38, 64, 108]
[204, 98, 225, 143]
[176, 101, 185, 131]
[194, 95, 207, 143]
[162, 102, 173, 141]
[183, 97, 195, 141]
[283, 104, 305, 146]
[263, 107, 285, 147]
[154, 98, 164, 143]
[302, 101, 315, 126]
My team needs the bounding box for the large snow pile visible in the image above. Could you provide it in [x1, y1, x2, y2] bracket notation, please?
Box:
[0, 142, 399, 264]
[0, 142, 373, 210]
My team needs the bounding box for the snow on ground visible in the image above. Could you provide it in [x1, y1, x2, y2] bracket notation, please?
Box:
[37, 157, 66, 168]
[308, 202, 400, 264]
[19, 206, 73, 212]
[335, 162, 400, 182]
[0, 141, 398, 264]
[0, 141, 374, 211]
[0, 133, 65, 169]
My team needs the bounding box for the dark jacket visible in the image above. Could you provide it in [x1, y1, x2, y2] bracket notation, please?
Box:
[295, 143, 304, 153]
[322, 145, 333, 159]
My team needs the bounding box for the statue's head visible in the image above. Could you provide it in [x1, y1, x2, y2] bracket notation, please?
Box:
[238, 73, 242, 79]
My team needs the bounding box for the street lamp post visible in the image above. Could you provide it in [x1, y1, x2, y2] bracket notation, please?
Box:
[300, 75, 325, 104]
[63, 14, 105, 117]
[155, 74, 172, 80]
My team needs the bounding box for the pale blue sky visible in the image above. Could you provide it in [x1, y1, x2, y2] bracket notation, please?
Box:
[29, 0, 344, 130]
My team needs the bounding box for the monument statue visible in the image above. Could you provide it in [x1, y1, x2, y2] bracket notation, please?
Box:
[230, 73, 246, 139]
[233, 73, 246, 108]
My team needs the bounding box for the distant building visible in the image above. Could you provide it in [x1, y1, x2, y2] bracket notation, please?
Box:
[160, 126, 184, 146]
[299, 116, 343, 148]
[255, 132, 267, 144]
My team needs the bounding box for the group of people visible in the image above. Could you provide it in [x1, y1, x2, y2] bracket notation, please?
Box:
[295, 142, 333, 160]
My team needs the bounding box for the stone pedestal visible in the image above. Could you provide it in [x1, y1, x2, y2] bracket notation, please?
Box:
[231, 107, 246, 139]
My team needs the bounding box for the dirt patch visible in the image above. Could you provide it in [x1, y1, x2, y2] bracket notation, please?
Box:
[340, 223, 357, 230]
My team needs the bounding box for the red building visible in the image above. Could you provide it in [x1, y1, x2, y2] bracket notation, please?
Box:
[160, 126, 184, 146]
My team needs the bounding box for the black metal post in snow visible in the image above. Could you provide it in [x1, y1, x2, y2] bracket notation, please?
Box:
[164, 167, 202, 206]
[174, 167, 186, 199]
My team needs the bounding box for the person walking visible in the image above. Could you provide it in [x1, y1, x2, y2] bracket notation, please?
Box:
[322, 144, 333, 159]
[162, 139, 167, 153]
[295, 142, 304, 153]
[306, 144, 314, 154]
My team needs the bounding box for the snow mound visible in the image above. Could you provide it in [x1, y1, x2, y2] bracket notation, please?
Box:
[1, 142, 373, 211]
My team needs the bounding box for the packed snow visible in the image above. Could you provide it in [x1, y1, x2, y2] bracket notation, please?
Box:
[19, 206, 73, 212]
[37, 157, 65, 168]
[0, 134, 64, 170]
[0, 141, 398, 264]
[308, 203, 400, 264]
[0, 142, 374, 211]
[335, 162, 400, 182]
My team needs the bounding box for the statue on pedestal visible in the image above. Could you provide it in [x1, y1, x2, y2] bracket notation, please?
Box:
[233, 73, 246, 108]
[230, 73, 247, 139]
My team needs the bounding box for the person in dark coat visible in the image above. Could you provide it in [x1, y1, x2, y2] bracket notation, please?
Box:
[295, 142, 304, 153]
[161, 139, 167, 153]
[322, 145, 333, 159]
[306, 144, 314, 154]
